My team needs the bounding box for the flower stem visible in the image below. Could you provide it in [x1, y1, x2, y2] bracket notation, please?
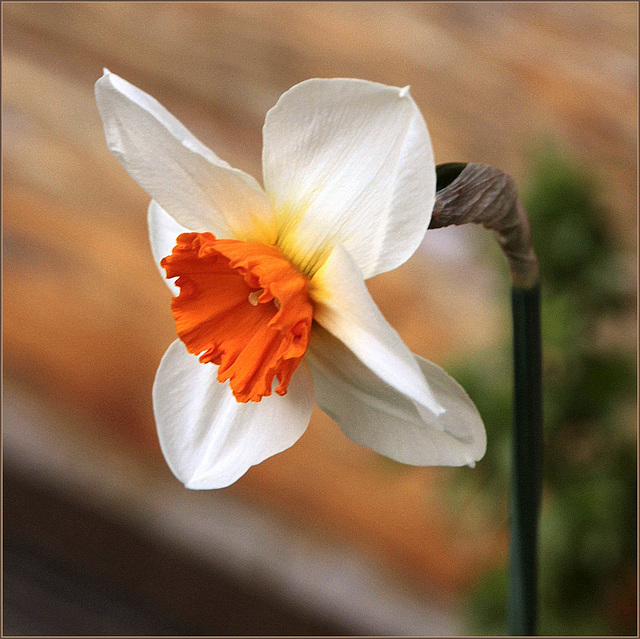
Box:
[432, 163, 543, 635]
[508, 282, 543, 635]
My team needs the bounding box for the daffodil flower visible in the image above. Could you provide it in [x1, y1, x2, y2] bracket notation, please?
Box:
[95, 70, 486, 489]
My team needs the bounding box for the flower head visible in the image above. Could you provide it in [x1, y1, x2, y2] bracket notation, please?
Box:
[95, 70, 486, 489]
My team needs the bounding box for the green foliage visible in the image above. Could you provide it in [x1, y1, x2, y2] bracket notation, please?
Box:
[453, 144, 637, 635]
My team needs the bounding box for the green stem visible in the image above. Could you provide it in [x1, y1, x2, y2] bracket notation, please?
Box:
[508, 283, 543, 635]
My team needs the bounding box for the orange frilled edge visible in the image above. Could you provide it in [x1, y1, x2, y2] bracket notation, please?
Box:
[161, 233, 313, 403]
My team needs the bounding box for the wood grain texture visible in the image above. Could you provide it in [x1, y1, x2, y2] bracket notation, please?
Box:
[3, 1, 637, 600]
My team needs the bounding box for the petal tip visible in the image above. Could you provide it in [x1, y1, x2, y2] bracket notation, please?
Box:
[399, 85, 411, 98]
[96, 68, 115, 90]
[184, 475, 235, 490]
[434, 404, 447, 417]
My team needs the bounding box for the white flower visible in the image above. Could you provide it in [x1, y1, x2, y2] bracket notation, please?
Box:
[95, 70, 486, 489]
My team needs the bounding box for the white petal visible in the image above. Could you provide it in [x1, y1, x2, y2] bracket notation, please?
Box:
[263, 78, 435, 279]
[153, 340, 314, 489]
[95, 70, 277, 244]
[307, 326, 486, 467]
[148, 200, 189, 296]
[310, 244, 445, 420]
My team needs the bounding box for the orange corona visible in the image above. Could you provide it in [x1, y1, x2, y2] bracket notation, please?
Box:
[161, 233, 313, 403]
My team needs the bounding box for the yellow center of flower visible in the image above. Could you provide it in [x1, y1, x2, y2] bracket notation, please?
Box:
[161, 233, 313, 403]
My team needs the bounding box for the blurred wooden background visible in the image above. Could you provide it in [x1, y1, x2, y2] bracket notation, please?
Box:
[3, 2, 637, 632]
